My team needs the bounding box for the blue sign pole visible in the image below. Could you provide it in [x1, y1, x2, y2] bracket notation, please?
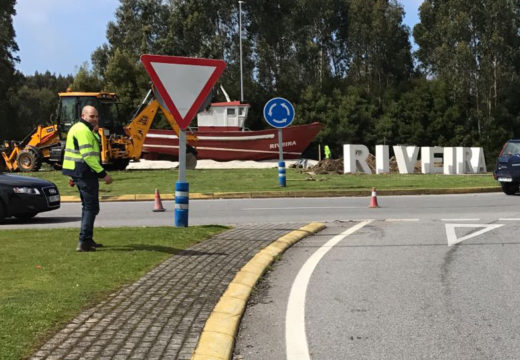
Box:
[175, 129, 189, 227]
[277, 128, 286, 187]
[263, 97, 295, 188]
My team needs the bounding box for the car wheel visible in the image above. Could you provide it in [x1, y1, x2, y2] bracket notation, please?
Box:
[14, 212, 37, 220]
[501, 181, 519, 195]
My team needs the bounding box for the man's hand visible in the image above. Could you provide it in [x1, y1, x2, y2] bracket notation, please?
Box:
[104, 174, 113, 184]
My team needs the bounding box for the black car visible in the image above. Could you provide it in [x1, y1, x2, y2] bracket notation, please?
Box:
[0, 173, 60, 220]
[494, 139, 520, 195]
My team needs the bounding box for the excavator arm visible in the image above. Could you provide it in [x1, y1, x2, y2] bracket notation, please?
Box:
[122, 90, 198, 161]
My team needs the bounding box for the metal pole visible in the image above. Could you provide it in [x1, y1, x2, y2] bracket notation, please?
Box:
[178, 130, 186, 182]
[278, 128, 283, 162]
[278, 128, 286, 187]
[175, 129, 189, 227]
[239, 0, 244, 102]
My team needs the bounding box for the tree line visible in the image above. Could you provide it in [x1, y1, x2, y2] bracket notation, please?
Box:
[2, 0, 520, 166]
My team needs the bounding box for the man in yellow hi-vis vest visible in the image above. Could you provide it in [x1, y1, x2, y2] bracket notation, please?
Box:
[62, 105, 113, 252]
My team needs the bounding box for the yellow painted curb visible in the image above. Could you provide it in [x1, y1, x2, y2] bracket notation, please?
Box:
[60, 195, 80, 202]
[191, 221, 326, 360]
[100, 194, 136, 201]
[194, 332, 234, 360]
[59, 187, 501, 203]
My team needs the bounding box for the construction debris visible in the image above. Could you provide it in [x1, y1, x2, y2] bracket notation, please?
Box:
[305, 154, 423, 174]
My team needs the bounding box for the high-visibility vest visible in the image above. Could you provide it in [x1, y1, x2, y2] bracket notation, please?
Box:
[324, 145, 331, 159]
[62, 121, 106, 178]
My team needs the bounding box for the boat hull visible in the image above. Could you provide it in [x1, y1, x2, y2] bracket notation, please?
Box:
[142, 122, 322, 161]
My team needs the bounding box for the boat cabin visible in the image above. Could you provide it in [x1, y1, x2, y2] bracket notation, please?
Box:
[197, 101, 250, 131]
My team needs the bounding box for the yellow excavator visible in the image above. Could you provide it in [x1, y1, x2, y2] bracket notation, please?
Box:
[1, 124, 60, 172]
[0, 87, 199, 172]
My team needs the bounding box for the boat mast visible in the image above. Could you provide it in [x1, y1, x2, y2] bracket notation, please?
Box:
[239, 0, 244, 102]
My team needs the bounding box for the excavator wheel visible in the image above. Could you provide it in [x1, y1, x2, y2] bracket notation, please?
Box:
[186, 152, 197, 170]
[108, 159, 130, 171]
[17, 148, 42, 172]
[52, 163, 63, 170]
[185, 145, 198, 170]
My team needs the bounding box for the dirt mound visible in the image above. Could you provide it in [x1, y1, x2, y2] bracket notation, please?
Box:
[307, 155, 422, 174]
[307, 158, 344, 174]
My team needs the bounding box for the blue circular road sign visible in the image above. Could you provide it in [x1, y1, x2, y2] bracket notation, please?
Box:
[263, 97, 295, 128]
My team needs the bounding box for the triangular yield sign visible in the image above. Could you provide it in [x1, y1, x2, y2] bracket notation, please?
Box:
[445, 223, 503, 246]
[140, 55, 226, 130]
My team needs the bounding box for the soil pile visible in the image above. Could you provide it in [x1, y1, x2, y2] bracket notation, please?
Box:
[307, 155, 422, 174]
[308, 158, 344, 174]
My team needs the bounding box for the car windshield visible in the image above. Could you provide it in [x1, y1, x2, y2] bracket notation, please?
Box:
[502, 142, 520, 155]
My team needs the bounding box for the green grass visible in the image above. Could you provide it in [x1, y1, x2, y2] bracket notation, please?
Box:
[22, 168, 499, 197]
[0, 226, 227, 360]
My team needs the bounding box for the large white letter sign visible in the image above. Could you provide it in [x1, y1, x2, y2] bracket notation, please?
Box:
[456, 147, 473, 174]
[393, 146, 419, 174]
[343, 144, 372, 174]
[342, 143, 487, 175]
[375, 145, 389, 174]
[443, 147, 456, 175]
[470, 147, 487, 173]
[421, 146, 444, 174]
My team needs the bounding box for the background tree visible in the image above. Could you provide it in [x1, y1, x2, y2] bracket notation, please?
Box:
[8, 71, 74, 138]
[7, 0, 520, 167]
[0, 0, 18, 139]
[70, 64, 104, 92]
[346, 0, 413, 95]
[414, 0, 520, 158]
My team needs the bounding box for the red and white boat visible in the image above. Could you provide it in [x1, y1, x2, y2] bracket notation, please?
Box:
[142, 100, 322, 161]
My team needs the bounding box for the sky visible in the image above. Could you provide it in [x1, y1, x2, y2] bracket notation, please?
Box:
[13, 0, 423, 77]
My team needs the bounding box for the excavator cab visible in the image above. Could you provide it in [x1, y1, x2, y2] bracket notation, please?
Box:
[55, 91, 133, 169]
[56, 91, 122, 137]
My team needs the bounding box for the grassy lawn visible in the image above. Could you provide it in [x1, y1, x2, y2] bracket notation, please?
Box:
[22, 168, 499, 197]
[0, 226, 227, 360]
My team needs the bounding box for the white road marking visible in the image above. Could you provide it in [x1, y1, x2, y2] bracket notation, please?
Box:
[285, 220, 373, 360]
[441, 218, 480, 222]
[498, 218, 520, 221]
[243, 206, 362, 210]
[445, 223, 504, 246]
[385, 218, 419, 222]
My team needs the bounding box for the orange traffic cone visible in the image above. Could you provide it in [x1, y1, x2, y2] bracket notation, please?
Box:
[369, 187, 379, 208]
[153, 188, 165, 212]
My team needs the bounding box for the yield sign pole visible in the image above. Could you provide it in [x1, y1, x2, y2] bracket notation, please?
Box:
[140, 55, 226, 227]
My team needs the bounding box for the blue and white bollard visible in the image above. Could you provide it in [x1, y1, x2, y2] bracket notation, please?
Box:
[174, 181, 189, 227]
[278, 161, 286, 187]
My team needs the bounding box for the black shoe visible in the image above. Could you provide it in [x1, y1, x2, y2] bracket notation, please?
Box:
[89, 239, 103, 248]
[76, 242, 96, 252]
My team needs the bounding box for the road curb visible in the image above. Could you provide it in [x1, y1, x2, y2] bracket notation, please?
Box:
[191, 222, 326, 360]
[59, 186, 502, 203]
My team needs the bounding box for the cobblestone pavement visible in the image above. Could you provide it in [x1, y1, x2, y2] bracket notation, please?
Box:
[30, 223, 306, 360]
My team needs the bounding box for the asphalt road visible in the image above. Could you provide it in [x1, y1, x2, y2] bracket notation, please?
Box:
[2, 192, 520, 229]
[234, 218, 520, 360]
[4, 191, 520, 359]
